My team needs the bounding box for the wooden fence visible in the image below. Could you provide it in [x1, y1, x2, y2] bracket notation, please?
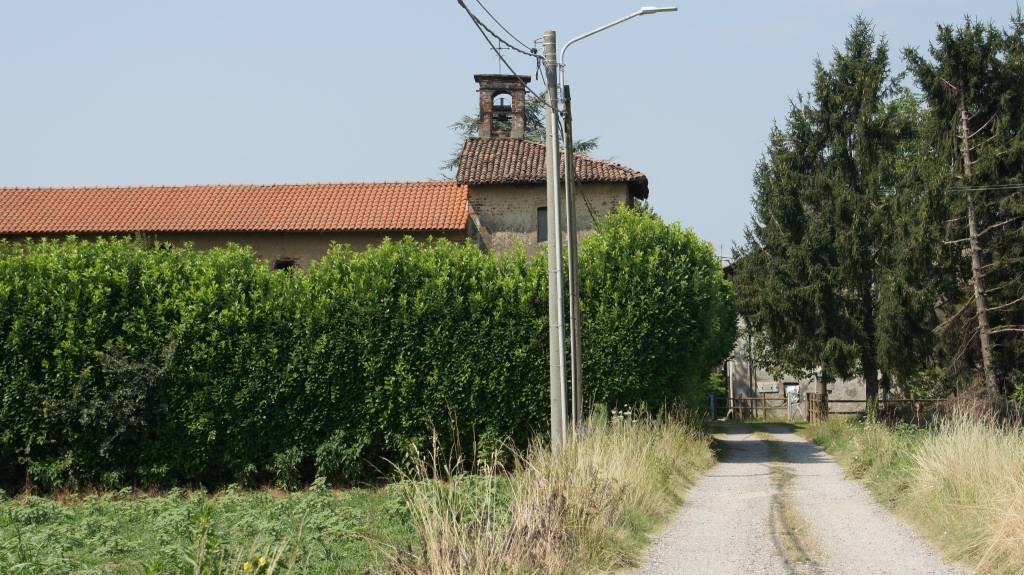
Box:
[711, 392, 946, 424]
[819, 397, 946, 424]
[708, 395, 794, 420]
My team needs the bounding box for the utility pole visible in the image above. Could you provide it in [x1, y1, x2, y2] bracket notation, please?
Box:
[953, 85, 999, 395]
[543, 30, 568, 453]
[561, 83, 584, 427]
[555, 6, 676, 429]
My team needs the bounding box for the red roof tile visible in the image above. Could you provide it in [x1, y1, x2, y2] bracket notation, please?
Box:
[0, 182, 469, 234]
[456, 138, 649, 199]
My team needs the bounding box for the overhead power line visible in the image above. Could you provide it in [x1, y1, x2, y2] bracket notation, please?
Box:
[473, 0, 533, 52]
[947, 183, 1024, 193]
[455, 0, 553, 111]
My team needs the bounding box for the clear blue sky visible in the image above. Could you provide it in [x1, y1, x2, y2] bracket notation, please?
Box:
[1, 1, 1017, 250]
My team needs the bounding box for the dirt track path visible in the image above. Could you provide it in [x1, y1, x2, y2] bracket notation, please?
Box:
[630, 424, 968, 575]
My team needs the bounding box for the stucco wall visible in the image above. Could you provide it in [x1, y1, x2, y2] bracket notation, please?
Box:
[468, 182, 633, 255]
[3, 230, 465, 268]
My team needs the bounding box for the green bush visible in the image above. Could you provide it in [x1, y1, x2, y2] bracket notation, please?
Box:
[0, 209, 735, 491]
[580, 208, 736, 409]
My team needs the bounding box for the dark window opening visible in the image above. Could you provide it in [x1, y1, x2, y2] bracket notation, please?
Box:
[537, 207, 548, 243]
[273, 258, 297, 270]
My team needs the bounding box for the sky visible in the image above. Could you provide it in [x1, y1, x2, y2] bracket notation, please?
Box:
[0, 1, 1018, 252]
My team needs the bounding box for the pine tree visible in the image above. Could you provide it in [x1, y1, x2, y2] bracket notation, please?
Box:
[735, 17, 908, 402]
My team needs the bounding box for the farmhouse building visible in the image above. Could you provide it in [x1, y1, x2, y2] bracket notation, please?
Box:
[0, 74, 647, 267]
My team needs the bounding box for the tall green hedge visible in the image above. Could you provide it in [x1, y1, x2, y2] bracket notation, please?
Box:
[0, 209, 734, 491]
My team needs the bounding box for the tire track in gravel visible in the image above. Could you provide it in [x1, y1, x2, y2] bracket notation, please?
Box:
[759, 432, 824, 575]
[763, 425, 969, 575]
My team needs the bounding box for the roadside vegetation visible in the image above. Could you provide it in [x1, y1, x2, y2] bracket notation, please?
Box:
[1, 413, 712, 574]
[0, 208, 731, 572]
[390, 412, 714, 575]
[808, 414, 1024, 574]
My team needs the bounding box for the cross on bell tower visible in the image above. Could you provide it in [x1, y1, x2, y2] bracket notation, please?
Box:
[474, 74, 531, 140]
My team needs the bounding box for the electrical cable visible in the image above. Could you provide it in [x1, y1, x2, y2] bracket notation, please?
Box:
[473, 0, 533, 52]
[456, 0, 554, 111]
[457, 0, 537, 59]
[556, 120, 600, 223]
[947, 184, 1024, 192]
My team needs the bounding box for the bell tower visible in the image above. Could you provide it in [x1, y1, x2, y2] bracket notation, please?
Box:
[474, 74, 531, 139]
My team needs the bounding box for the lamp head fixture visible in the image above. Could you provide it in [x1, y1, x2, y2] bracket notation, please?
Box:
[638, 6, 678, 15]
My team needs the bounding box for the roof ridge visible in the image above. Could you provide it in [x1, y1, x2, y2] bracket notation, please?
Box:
[464, 136, 642, 175]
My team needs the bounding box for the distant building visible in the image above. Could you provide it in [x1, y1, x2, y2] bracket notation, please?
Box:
[722, 264, 866, 419]
[725, 317, 867, 419]
[0, 74, 647, 267]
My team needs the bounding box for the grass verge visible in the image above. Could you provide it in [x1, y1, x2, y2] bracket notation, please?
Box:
[390, 413, 715, 574]
[806, 414, 1024, 574]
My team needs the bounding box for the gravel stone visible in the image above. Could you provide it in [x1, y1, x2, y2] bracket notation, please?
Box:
[630, 424, 969, 575]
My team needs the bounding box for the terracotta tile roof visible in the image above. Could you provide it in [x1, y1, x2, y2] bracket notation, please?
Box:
[0, 182, 469, 234]
[456, 137, 649, 199]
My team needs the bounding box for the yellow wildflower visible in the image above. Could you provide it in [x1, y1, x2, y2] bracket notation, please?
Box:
[258, 556, 267, 566]
[243, 561, 252, 571]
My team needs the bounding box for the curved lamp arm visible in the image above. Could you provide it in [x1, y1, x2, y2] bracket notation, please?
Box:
[559, 6, 677, 87]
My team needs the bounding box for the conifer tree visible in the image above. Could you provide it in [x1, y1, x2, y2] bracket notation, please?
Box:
[735, 17, 908, 401]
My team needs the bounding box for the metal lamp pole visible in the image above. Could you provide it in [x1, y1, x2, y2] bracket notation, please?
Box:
[542, 31, 568, 454]
[558, 6, 677, 429]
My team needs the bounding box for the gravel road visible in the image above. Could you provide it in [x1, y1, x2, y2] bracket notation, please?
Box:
[630, 423, 968, 575]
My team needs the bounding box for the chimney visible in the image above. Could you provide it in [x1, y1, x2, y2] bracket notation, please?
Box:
[474, 74, 531, 139]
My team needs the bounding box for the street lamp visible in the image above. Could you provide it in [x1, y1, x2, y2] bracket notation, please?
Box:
[559, 7, 678, 69]
[558, 6, 677, 428]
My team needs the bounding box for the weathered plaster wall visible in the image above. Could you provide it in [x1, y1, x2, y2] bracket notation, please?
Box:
[468, 182, 633, 255]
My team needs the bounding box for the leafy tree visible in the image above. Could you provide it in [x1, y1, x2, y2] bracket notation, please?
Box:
[441, 93, 599, 175]
[734, 17, 910, 401]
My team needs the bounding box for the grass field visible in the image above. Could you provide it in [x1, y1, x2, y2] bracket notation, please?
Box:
[1, 481, 416, 574]
[1, 414, 714, 575]
[806, 415, 1024, 575]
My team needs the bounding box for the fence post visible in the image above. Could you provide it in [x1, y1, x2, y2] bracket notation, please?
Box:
[709, 393, 716, 421]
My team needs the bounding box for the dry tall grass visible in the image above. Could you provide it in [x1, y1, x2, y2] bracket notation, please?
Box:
[810, 412, 1024, 575]
[389, 413, 714, 575]
[909, 414, 1024, 574]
